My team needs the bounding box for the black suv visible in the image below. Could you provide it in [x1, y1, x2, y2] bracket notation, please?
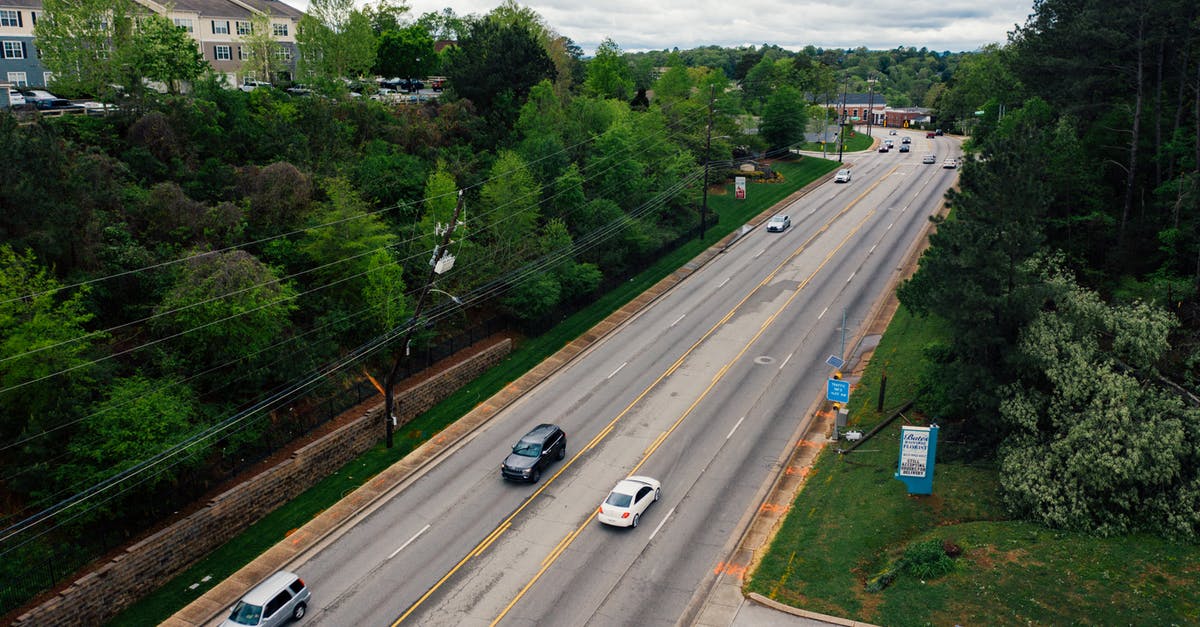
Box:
[500, 423, 566, 482]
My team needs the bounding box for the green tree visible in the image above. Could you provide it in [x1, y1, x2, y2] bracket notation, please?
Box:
[374, 24, 435, 80]
[898, 100, 1056, 453]
[584, 38, 633, 100]
[297, 0, 377, 82]
[239, 10, 288, 84]
[480, 150, 541, 270]
[444, 14, 555, 126]
[362, 248, 410, 334]
[0, 245, 102, 445]
[998, 265, 1199, 540]
[116, 13, 207, 95]
[759, 85, 808, 149]
[35, 0, 136, 96]
[58, 376, 200, 502]
[298, 178, 397, 302]
[153, 249, 298, 382]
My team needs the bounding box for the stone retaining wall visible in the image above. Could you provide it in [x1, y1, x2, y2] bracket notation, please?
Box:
[14, 338, 511, 627]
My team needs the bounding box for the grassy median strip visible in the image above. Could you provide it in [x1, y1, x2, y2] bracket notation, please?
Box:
[746, 305, 1200, 625]
[108, 156, 840, 626]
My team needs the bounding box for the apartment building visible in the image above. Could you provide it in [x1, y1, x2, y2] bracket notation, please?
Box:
[0, 0, 303, 89]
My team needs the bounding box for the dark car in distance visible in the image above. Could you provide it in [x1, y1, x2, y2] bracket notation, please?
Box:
[501, 423, 566, 482]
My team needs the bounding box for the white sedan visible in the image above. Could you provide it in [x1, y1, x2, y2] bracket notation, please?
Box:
[597, 476, 661, 527]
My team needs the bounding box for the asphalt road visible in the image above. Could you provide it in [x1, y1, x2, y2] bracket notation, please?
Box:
[280, 131, 960, 627]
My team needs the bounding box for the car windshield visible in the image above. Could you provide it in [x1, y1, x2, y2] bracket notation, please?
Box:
[605, 492, 633, 507]
[228, 601, 263, 625]
[512, 440, 542, 457]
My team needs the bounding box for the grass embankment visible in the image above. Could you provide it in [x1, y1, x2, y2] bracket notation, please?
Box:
[747, 305, 1200, 625]
[109, 156, 842, 626]
[798, 128, 876, 154]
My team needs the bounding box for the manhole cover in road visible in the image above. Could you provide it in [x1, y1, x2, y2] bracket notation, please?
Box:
[754, 356, 775, 365]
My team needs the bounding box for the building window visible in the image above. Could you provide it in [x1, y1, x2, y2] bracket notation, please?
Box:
[212, 20, 229, 35]
[237, 46, 250, 60]
[214, 45, 231, 61]
[272, 23, 288, 36]
[174, 18, 193, 32]
[2, 41, 25, 59]
[274, 45, 292, 61]
[7, 71, 27, 86]
[0, 9, 20, 27]
[236, 21, 251, 35]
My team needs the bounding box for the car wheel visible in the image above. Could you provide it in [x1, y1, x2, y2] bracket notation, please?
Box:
[654, 488, 660, 502]
[530, 469, 540, 483]
[632, 513, 640, 528]
[557, 444, 565, 460]
[293, 602, 306, 620]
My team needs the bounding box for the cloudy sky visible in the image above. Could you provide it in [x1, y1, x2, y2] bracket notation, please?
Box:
[282, 0, 1036, 55]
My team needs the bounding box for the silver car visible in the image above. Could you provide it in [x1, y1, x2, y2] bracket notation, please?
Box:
[221, 571, 311, 626]
[766, 215, 791, 232]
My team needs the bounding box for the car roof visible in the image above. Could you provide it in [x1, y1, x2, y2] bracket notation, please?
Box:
[522, 423, 560, 439]
[611, 476, 657, 496]
[240, 571, 301, 605]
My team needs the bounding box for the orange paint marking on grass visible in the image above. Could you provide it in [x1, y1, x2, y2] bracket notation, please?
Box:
[760, 503, 788, 514]
[796, 439, 820, 448]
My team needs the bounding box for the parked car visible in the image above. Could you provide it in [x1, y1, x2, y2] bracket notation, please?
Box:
[898, 144, 910, 152]
[220, 570, 310, 627]
[286, 86, 313, 97]
[834, 169, 852, 183]
[3, 86, 24, 109]
[19, 89, 59, 108]
[942, 158, 958, 169]
[240, 80, 271, 92]
[429, 77, 445, 91]
[922, 154, 937, 164]
[500, 423, 566, 482]
[597, 476, 661, 528]
[766, 215, 791, 232]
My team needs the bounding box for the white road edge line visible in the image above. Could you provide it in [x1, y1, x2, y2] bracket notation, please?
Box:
[726, 416, 746, 440]
[389, 524, 431, 559]
[607, 362, 628, 379]
[670, 314, 686, 328]
[649, 506, 675, 541]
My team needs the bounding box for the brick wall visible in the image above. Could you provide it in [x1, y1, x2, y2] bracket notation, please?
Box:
[14, 339, 511, 627]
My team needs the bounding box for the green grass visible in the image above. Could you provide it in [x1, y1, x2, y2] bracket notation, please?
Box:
[797, 127, 876, 153]
[108, 156, 842, 626]
[747, 305, 1200, 625]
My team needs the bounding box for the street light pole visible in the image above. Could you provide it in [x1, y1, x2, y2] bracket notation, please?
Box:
[838, 75, 848, 163]
[383, 191, 464, 448]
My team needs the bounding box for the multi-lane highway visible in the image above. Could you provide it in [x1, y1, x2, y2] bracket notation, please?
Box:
[268, 131, 961, 627]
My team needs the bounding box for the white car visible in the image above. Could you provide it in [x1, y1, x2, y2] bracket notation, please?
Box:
[922, 154, 937, 164]
[240, 80, 271, 92]
[942, 158, 958, 169]
[765, 215, 791, 232]
[5, 87, 25, 108]
[597, 476, 660, 527]
[834, 168, 851, 183]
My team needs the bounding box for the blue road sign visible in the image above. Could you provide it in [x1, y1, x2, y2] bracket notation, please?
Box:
[825, 355, 845, 369]
[826, 378, 850, 403]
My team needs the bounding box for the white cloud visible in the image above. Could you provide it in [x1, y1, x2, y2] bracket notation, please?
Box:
[279, 0, 1034, 55]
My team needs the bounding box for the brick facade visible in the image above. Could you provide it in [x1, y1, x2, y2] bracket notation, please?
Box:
[13, 338, 511, 627]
